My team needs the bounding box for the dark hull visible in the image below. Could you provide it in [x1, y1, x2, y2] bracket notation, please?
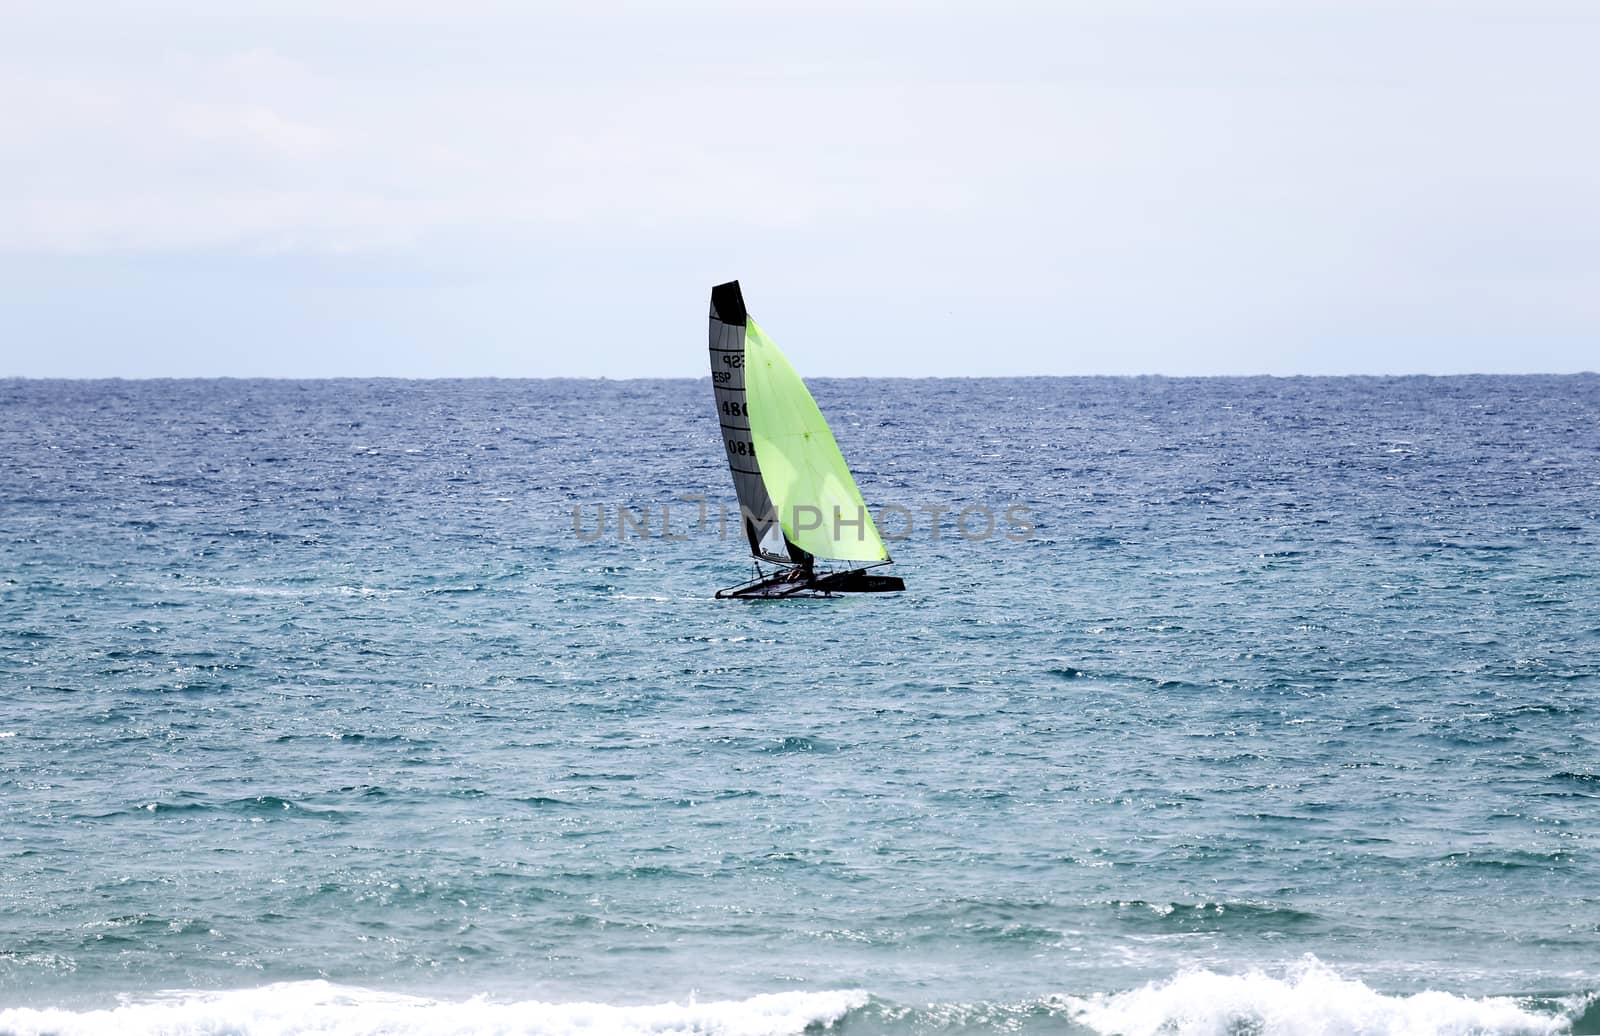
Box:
[716, 567, 905, 599]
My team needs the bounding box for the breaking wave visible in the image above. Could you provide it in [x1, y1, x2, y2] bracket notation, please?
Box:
[2, 964, 1593, 1036]
[1055, 958, 1589, 1036]
[0, 983, 867, 1036]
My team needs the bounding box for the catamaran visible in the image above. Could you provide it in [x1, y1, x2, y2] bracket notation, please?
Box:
[708, 280, 905, 599]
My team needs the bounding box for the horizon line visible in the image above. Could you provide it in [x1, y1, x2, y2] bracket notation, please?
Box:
[4, 371, 1598, 383]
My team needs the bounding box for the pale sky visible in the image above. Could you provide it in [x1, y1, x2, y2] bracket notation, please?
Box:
[2, 1, 1596, 377]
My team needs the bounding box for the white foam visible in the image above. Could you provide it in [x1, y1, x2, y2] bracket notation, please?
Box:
[0, 982, 868, 1036]
[205, 585, 403, 599]
[1057, 958, 1578, 1036]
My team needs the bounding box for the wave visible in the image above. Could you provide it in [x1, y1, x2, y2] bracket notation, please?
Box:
[1102, 899, 1324, 934]
[78, 796, 349, 821]
[1054, 958, 1589, 1036]
[0, 964, 1591, 1036]
[0, 983, 868, 1036]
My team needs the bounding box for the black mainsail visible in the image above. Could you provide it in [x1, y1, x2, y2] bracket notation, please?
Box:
[708, 281, 804, 565]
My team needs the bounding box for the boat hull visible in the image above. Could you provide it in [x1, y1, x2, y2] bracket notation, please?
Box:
[715, 568, 905, 599]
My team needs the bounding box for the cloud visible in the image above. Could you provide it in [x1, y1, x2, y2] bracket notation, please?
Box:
[0, 2, 1596, 373]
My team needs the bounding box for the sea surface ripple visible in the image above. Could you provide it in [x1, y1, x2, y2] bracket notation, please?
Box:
[2, 375, 1598, 1034]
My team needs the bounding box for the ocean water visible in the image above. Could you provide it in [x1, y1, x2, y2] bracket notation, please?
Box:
[2, 375, 1598, 1036]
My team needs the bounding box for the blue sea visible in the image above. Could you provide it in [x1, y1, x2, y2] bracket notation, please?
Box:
[2, 375, 1598, 1035]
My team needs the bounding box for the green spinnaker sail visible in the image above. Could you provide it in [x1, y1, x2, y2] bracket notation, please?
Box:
[744, 318, 890, 563]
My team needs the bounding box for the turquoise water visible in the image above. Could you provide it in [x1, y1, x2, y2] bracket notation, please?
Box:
[2, 376, 1598, 1034]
